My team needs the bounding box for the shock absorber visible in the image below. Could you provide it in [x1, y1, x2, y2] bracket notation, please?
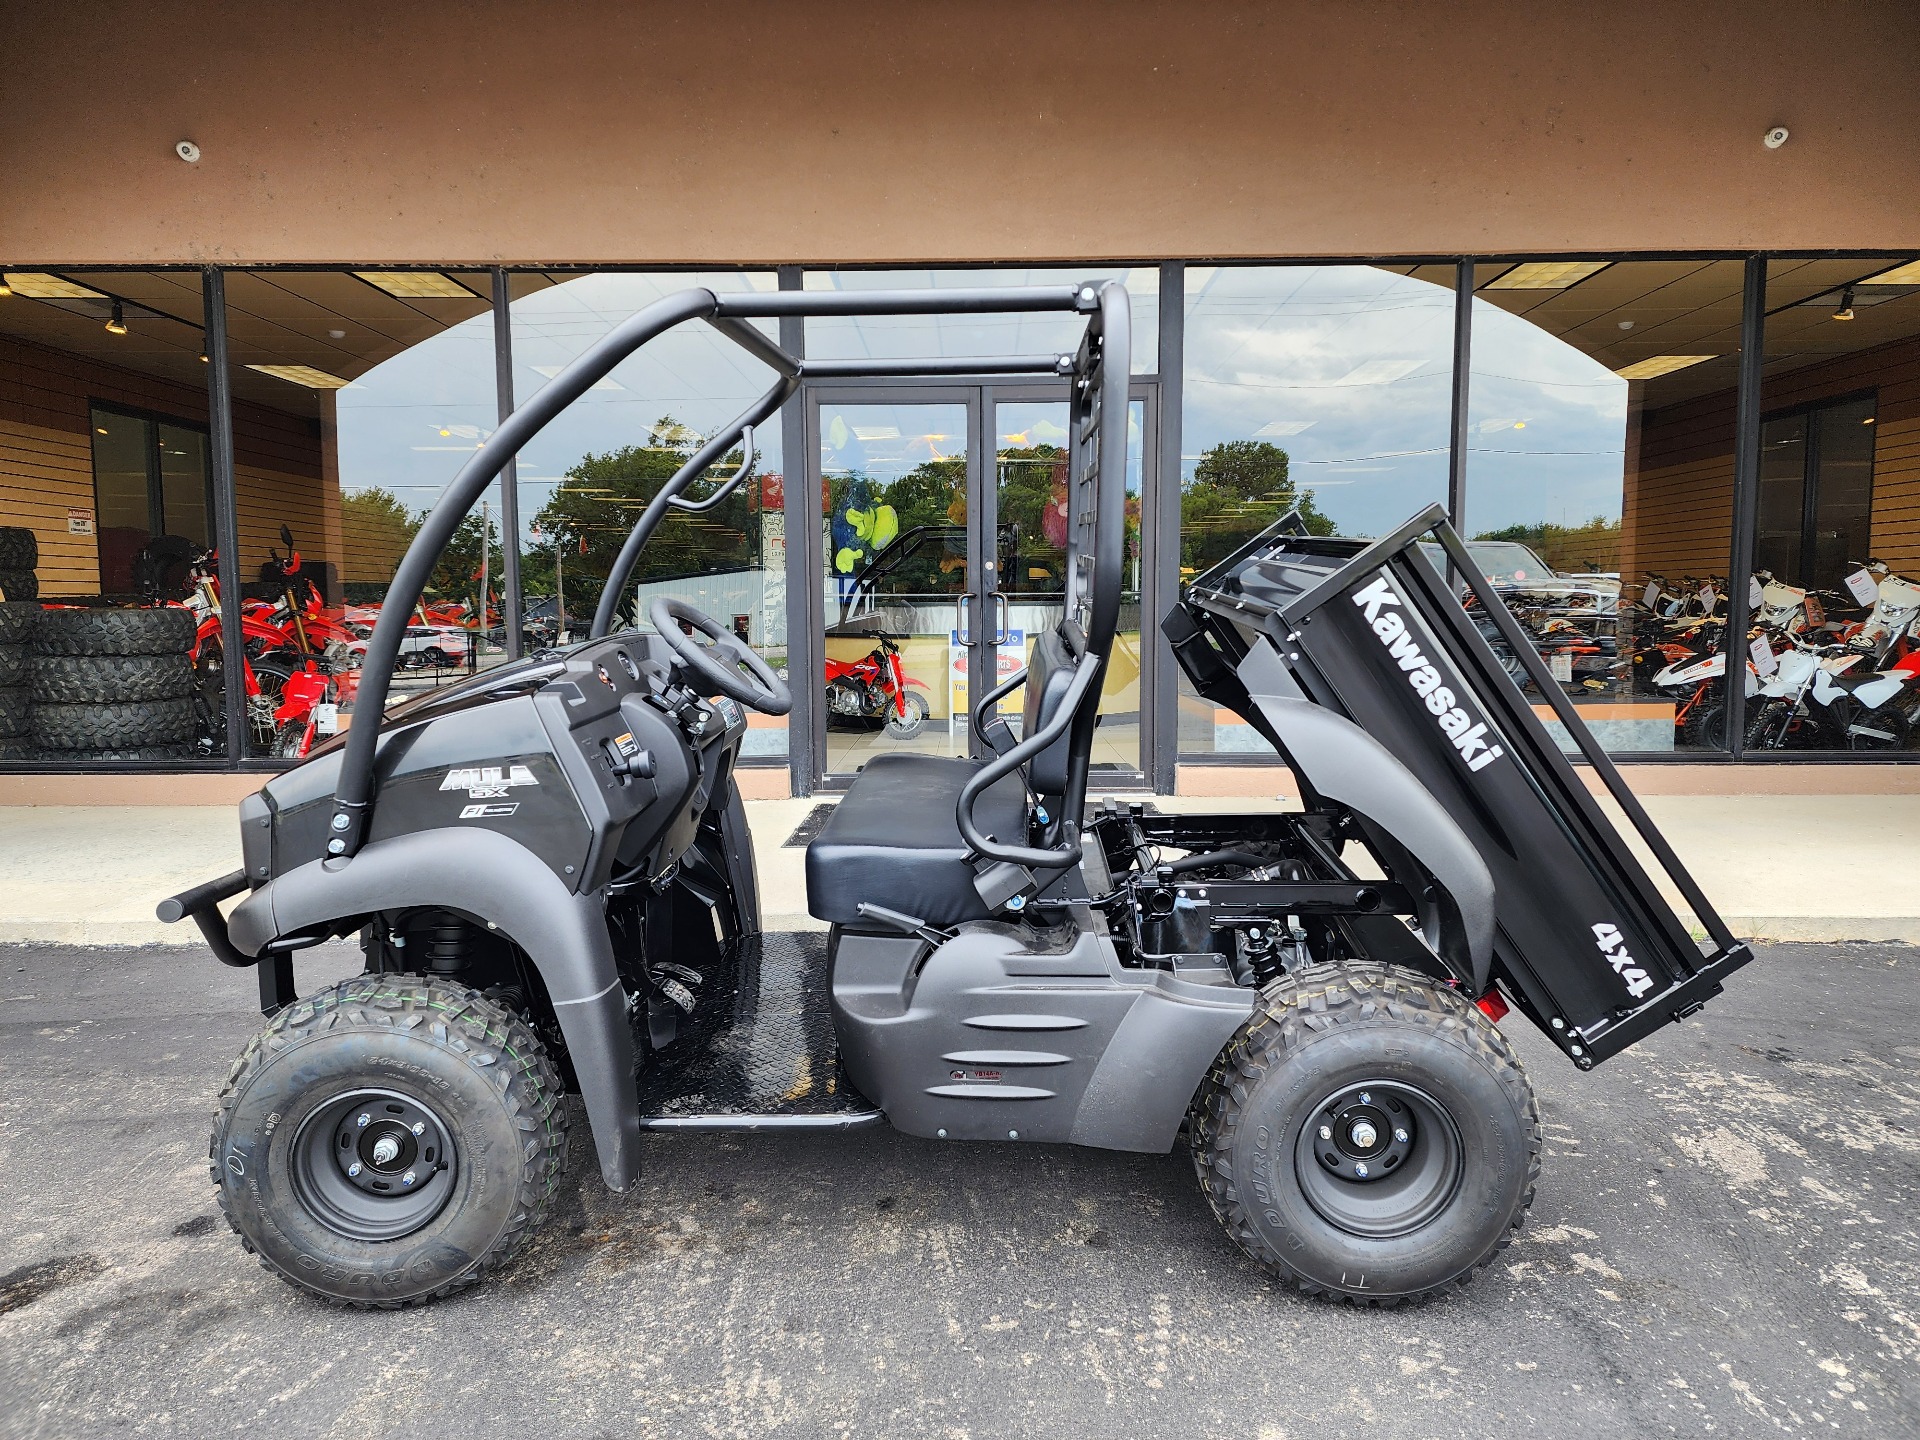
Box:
[423, 916, 473, 975]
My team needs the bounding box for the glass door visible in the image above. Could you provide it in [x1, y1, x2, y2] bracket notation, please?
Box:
[815, 397, 986, 775]
[804, 385, 1155, 787]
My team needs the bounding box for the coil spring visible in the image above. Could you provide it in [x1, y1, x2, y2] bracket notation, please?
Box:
[424, 917, 472, 974]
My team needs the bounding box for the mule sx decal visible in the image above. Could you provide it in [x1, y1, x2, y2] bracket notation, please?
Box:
[440, 763, 540, 799]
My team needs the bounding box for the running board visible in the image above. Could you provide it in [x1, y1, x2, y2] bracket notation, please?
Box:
[639, 1111, 886, 1133]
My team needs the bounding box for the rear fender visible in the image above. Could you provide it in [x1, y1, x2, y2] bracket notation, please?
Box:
[226, 827, 640, 1191]
[1237, 639, 1496, 992]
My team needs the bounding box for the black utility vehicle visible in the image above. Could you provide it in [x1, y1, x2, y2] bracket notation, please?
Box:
[163, 283, 1750, 1308]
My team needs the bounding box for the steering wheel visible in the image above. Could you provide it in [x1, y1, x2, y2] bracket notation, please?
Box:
[649, 597, 792, 715]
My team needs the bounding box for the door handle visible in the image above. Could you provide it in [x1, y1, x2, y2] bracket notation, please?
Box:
[991, 591, 1011, 644]
[954, 591, 975, 646]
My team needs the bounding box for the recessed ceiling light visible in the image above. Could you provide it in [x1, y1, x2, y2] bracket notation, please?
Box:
[353, 271, 476, 299]
[1485, 262, 1611, 291]
[1862, 261, 1920, 286]
[3, 272, 108, 299]
[246, 363, 350, 389]
[1614, 355, 1716, 380]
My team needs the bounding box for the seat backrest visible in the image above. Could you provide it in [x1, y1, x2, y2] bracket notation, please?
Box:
[1021, 618, 1092, 800]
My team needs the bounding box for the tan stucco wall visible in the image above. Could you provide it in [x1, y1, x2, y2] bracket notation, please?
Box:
[3, 1, 1916, 265]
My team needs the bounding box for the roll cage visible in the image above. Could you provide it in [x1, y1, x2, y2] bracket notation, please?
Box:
[327, 282, 1131, 865]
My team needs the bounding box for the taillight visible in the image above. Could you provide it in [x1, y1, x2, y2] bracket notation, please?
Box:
[1475, 990, 1510, 1023]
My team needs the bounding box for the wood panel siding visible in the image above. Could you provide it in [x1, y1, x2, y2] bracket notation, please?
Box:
[0, 335, 326, 596]
[0, 418, 100, 592]
[1760, 335, 1920, 577]
[1627, 334, 1920, 585]
[1624, 394, 1737, 584]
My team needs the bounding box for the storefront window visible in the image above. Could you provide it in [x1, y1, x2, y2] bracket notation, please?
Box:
[1742, 257, 1920, 753]
[0, 269, 218, 764]
[1466, 260, 1746, 755]
[1178, 264, 1458, 756]
[221, 269, 503, 758]
[509, 271, 788, 758]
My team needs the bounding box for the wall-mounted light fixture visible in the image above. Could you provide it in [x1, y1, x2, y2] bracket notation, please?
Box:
[104, 300, 128, 335]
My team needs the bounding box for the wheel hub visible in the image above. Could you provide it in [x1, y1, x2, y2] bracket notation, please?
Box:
[1312, 1088, 1414, 1182]
[291, 1088, 457, 1240]
[1294, 1079, 1463, 1239]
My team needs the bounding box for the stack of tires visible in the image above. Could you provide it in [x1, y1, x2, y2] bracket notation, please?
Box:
[30, 608, 198, 761]
[0, 600, 34, 760]
[0, 524, 36, 604]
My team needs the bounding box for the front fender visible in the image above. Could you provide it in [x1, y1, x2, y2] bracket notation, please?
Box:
[227, 827, 640, 1192]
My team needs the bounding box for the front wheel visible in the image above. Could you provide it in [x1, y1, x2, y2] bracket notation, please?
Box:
[882, 690, 931, 739]
[1189, 962, 1539, 1305]
[210, 975, 568, 1307]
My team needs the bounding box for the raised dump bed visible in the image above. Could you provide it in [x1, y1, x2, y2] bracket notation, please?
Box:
[1166, 504, 1752, 1068]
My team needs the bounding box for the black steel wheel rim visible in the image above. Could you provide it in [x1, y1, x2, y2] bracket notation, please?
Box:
[289, 1087, 458, 1242]
[1293, 1081, 1463, 1239]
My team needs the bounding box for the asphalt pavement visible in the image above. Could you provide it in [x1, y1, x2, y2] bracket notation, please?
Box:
[1, 940, 1916, 1439]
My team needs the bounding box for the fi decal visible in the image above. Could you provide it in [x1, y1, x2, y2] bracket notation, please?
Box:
[440, 763, 540, 799]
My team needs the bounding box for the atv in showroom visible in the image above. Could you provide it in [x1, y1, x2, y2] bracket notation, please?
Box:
[163, 282, 1751, 1308]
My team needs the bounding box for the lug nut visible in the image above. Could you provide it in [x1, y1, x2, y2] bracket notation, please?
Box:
[347, 1162, 362, 1177]
[402, 1170, 417, 1186]
[1358, 1092, 1372, 1105]
[1394, 1128, 1409, 1143]
[1318, 1125, 1333, 1140]
[1354, 1162, 1369, 1178]
[356, 1113, 370, 1128]
[411, 1122, 425, 1136]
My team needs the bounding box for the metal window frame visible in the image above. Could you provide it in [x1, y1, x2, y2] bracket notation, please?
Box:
[84, 398, 215, 569]
[795, 374, 1162, 792]
[1755, 386, 1881, 587]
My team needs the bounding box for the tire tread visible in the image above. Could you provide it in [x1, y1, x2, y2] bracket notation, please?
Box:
[210, 974, 569, 1309]
[1189, 960, 1541, 1306]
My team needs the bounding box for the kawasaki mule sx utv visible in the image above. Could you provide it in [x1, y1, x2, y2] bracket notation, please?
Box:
[162, 282, 1752, 1308]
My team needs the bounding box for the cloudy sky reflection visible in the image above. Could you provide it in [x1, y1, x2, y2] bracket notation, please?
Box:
[331, 266, 1633, 548]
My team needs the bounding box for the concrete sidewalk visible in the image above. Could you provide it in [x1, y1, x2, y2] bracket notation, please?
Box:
[0, 787, 1916, 946]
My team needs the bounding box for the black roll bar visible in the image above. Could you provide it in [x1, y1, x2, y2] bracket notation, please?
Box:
[325, 282, 1109, 860]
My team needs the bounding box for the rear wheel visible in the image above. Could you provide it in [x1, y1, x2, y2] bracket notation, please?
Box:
[1190, 962, 1539, 1305]
[211, 974, 568, 1307]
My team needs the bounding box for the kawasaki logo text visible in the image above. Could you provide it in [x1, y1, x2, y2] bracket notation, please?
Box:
[1351, 575, 1506, 773]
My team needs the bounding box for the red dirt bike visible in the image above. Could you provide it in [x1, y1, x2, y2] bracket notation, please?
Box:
[824, 631, 931, 739]
[138, 535, 346, 759]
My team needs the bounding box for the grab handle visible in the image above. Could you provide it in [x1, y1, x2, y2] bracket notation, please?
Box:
[667, 427, 756, 513]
